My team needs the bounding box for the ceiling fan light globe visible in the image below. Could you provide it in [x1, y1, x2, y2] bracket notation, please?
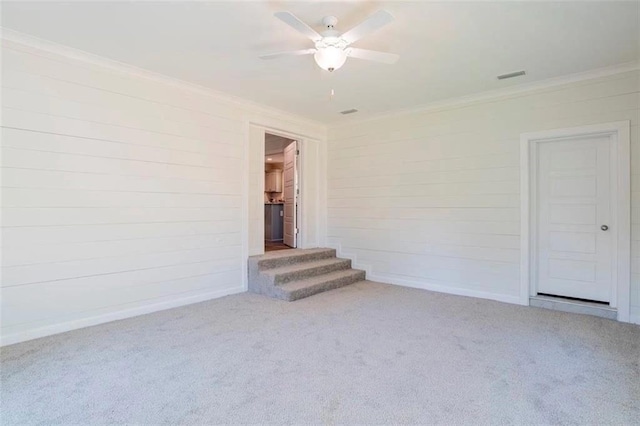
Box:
[314, 46, 347, 72]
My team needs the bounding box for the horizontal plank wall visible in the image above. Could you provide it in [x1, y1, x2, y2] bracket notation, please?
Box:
[327, 70, 640, 322]
[0, 35, 325, 345]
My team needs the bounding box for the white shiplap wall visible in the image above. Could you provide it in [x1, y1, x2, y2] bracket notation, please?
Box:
[327, 70, 640, 322]
[0, 36, 325, 345]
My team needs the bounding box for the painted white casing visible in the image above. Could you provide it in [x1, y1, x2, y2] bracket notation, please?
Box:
[520, 122, 631, 321]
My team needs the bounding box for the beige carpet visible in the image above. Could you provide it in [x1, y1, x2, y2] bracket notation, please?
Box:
[1, 281, 639, 425]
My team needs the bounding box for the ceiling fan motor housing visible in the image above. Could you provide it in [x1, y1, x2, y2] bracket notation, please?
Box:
[322, 16, 338, 29]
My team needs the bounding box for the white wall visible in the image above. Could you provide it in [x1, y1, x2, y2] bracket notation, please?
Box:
[327, 70, 640, 322]
[0, 34, 325, 345]
[248, 125, 267, 256]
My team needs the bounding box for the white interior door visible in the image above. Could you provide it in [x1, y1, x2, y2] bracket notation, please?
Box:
[283, 141, 298, 248]
[536, 136, 613, 302]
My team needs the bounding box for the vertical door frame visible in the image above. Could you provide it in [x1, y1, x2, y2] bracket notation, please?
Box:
[283, 140, 299, 248]
[520, 121, 631, 322]
[245, 123, 305, 256]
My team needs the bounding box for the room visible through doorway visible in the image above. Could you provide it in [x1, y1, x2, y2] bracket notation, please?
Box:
[264, 133, 299, 252]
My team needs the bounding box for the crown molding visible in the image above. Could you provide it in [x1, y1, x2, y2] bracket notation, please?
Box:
[331, 60, 640, 127]
[0, 27, 326, 132]
[2, 27, 637, 130]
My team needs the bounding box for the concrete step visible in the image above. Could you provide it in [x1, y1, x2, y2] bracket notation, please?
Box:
[274, 269, 366, 301]
[264, 258, 351, 285]
[253, 248, 336, 271]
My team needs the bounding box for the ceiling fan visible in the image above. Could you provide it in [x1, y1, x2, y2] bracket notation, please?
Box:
[260, 10, 399, 72]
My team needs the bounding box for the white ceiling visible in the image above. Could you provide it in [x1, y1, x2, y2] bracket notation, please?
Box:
[265, 133, 294, 155]
[265, 133, 292, 163]
[266, 153, 284, 164]
[3, 1, 639, 124]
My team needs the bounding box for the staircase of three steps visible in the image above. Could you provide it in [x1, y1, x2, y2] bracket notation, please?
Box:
[248, 248, 366, 301]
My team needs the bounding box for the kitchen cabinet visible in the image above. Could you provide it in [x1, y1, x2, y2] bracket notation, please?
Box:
[265, 170, 283, 192]
[265, 204, 284, 242]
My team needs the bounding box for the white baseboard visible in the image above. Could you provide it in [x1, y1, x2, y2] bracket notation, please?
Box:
[329, 242, 373, 277]
[630, 308, 640, 325]
[1, 286, 245, 347]
[327, 242, 520, 306]
[367, 272, 522, 305]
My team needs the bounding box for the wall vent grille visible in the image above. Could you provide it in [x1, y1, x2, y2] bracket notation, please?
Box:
[497, 70, 526, 80]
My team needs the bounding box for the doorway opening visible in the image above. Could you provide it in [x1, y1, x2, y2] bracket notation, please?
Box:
[264, 133, 299, 252]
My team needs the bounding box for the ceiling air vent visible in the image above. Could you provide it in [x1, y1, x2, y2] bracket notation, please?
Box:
[497, 70, 526, 80]
[340, 109, 359, 115]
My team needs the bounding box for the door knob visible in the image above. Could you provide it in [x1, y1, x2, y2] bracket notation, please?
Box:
[601, 225, 609, 231]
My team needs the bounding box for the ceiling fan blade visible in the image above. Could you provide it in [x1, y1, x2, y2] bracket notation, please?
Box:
[274, 11, 322, 41]
[340, 10, 394, 44]
[259, 49, 316, 60]
[347, 48, 399, 64]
